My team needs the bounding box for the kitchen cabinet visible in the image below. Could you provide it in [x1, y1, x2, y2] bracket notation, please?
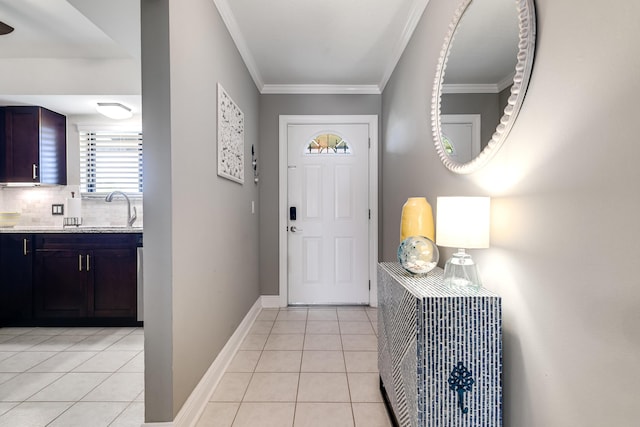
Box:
[0, 106, 67, 185]
[0, 234, 33, 324]
[34, 233, 138, 322]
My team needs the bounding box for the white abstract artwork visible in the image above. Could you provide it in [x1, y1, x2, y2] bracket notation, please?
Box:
[217, 83, 244, 184]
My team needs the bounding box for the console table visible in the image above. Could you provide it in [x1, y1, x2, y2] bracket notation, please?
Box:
[378, 262, 502, 426]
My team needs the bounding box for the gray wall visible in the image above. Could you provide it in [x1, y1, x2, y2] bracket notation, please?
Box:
[382, 0, 640, 425]
[258, 94, 381, 295]
[141, 0, 260, 421]
[441, 92, 500, 148]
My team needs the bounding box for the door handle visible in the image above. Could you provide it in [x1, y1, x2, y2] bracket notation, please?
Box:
[23, 238, 28, 256]
[290, 226, 303, 233]
[86, 254, 90, 271]
[79, 254, 83, 272]
[32, 164, 38, 180]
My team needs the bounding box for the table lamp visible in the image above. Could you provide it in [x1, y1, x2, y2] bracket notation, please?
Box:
[436, 197, 490, 290]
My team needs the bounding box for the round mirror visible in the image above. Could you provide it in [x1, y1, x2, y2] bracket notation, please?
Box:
[432, 0, 536, 174]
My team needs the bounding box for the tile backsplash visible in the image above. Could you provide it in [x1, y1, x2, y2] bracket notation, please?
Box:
[0, 186, 143, 228]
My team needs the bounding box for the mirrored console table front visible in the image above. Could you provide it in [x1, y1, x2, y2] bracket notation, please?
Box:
[377, 262, 502, 426]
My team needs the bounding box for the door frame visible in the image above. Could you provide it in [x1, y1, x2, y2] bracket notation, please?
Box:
[278, 115, 379, 307]
[440, 114, 482, 159]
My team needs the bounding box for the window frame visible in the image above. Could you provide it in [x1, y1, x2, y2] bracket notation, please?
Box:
[305, 133, 352, 155]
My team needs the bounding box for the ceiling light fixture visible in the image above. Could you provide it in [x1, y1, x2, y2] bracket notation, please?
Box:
[96, 102, 133, 120]
[0, 21, 14, 35]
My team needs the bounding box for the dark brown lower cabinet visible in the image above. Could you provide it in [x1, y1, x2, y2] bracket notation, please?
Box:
[0, 234, 33, 323]
[33, 233, 138, 324]
[34, 248, 86, 318]
[91, 247, 136, 318]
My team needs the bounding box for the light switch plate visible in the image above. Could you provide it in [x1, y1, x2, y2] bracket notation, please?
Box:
[52, 204, 64, 215]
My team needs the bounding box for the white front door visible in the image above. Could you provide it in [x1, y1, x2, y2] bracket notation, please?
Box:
[287, 123, 370, 305]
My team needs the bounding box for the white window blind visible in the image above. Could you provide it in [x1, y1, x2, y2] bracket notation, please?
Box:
[79, 128, 143, 195]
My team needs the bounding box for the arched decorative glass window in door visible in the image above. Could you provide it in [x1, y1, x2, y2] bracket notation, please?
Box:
[306, 133, 351, 155]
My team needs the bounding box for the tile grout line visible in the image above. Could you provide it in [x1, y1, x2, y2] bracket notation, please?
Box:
[0, 326, 144, 426]
[290, 308, 307, 427]
[231, 306, 272, 427]
[106, 400, 137, 427]
[341, 326, 357, 427]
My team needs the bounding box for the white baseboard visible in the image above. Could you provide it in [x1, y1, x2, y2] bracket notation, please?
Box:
[142, 297, 263, 427]
[140, 295, 284, 427]
[261, 295, 283, 308]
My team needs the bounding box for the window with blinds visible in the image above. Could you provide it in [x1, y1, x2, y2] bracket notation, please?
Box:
[79, 128, 143, 195]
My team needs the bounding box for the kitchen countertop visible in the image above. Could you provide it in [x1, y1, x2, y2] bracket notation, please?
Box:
[0, 226, 143, 234]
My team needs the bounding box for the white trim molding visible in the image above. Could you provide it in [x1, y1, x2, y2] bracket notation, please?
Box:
[261, 295, 282, 308]
[442, 72, 517, 94]
[278, 115, 379, 308]
[213, 0, 264, 91]
[379, 0, 431, 92]
[442, 83, 502, 94]
[142, 298, 263, 427]
[261, 84, 381, 95]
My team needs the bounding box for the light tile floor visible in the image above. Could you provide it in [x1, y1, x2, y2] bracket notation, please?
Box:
[0, 326, 144, 427]
[196, 306, 393, 427]
[0, 307, 392, 427]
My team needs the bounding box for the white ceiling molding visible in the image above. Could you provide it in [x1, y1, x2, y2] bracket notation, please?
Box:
[261, 84, 381, 95]
[442, 71, 517, 94]
[378, 0, 430, 92]
[497, 71, 516, 92]
[442, 83, 501, 94]
[213, 0, 264, 92]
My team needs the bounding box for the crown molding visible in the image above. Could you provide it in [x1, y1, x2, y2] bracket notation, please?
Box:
[261, 84, 381, 95]
[378, 0, 431, 92]
[213, 0, 264, 91]
[497, 71, 516, 92]
[441, 71, 518, 94]
[441, 83, 500, 94]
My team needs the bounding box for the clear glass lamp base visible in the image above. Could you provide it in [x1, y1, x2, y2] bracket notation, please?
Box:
[442, 249, 482, 291]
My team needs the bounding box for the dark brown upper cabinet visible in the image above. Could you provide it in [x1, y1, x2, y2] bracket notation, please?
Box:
[0, 106, 67, 185]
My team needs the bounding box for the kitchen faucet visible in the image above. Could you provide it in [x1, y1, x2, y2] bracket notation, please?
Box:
[105, 191, 137, 227]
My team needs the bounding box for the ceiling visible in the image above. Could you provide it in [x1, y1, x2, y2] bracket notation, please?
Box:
[0, 0, 518, 116]
[443, 0, 519, 92]
[0, 0, 431, 116]
[215, 0, 429, 93]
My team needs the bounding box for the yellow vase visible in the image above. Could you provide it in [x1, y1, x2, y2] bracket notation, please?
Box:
[400, 197, 435, 243]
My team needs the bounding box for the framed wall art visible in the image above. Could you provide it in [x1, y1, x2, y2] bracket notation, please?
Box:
[217, 83, 244, 184]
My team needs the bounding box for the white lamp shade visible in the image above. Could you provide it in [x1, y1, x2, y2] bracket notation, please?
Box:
[436, 197, 490, 249]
